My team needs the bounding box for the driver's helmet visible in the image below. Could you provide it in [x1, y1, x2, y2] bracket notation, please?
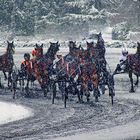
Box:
[122, 47, 128, 56]
[24, 53, 30, 60]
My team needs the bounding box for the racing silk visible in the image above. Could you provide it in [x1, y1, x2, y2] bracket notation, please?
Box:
[119, 55, 127, 62]
[21, 60, 33, 74]
[33, 57, 49, 87]
[118, 54, 128, 70]
[32, 49, 37, 58]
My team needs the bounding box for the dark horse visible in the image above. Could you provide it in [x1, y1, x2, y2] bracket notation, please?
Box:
[86, 33, 115, 104]
[0, 41, 15, 88]
[127, 42, 140, 92]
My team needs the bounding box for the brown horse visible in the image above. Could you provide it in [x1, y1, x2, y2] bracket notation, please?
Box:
[0, 41, 15, 87]
[78, 48, 100, 102]
[30, 42, 60, 96]
[55, 41, 81, 104]
[127, 42, 140, 92]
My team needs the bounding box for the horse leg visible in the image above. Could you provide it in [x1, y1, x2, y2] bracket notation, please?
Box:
[100, 84, 106, 94]
[129, 71, 135, 92]
[0, 77, 1, 88]
[19, 77, 24, 92]
[135, 75, 139, 86]
[86, 90, 90, 102]
[94, 88, 99, 102]
[12, 82, 16, 99]
[75, 87, 81, 103]
[107, 75, 115, 105]
[0, 77, 3, 89]
[80, 86, 84, 102]
[22, 78, 25, 91]
[3, 71, 7, 80]
[8, 72, 12, 88]
[44, 87, 48, 97]
[113, 64, 121, 75]
[41, 83, 48, 97]
[25, 79, 30, 97]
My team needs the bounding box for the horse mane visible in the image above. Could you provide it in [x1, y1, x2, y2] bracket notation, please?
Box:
[46, 45, 52, 55]
[45, 44, 53, 58]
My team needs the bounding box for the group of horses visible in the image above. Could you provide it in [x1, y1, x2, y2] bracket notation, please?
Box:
[0, 35, 139, 108]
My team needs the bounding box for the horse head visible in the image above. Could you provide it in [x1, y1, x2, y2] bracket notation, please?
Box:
[86, 41, 94, 49]
[96, 32, 104, 47]
[7, 41, 15, 54]
[68, 41, 76, 53]
[68, 41, 82, 58]
[47, 41, 60, 60]
[35, 43, 43, 58]
[79, 49, 89, 61]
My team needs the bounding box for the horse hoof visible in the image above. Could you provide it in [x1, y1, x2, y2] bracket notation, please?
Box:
[76, 101, 80, 103]
[76, 100, 84, 103]
[95, 97, 99, 102]
[135, 83, 138, 86]
[129, 89, 135, 93]
[87, 98, 90, 102]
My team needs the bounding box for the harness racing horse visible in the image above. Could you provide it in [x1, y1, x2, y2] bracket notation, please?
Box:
[12, 53, 36, 99]
[86, 34, 115, 104]
[12, 43, 59, 99]
[20, 53, 36, 97]
[0, 41, 15, 88]
[32, 42, 60, 97]
[97, 33, 115, 104]
[127, 42, 140, 92]
[53, 41, 81, 107]
[78, 48, 100, 102]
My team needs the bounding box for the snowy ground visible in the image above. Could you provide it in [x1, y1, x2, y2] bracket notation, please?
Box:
[0, 102, 33, 125]
[0, 47, 140, 140]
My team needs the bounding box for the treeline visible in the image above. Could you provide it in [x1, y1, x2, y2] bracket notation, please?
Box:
[0, 0, 128, 36]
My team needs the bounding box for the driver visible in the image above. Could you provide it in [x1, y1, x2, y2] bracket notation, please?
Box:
[21, 53, 32, 76]
[113, 47, 128, 74]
